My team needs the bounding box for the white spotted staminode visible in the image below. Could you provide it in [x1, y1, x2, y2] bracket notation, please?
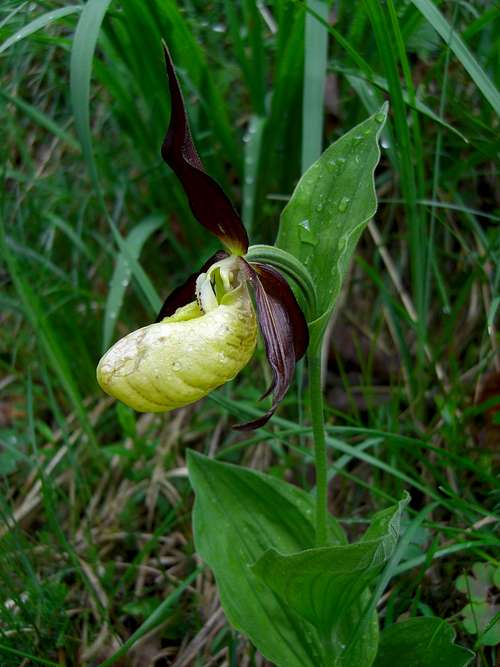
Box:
[96, 44, 308, 430]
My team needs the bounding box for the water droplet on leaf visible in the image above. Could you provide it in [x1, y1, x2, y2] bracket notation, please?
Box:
[375, 112, 385, 123]
[298, 219, 318, 246]
[327, 156, 346, 175]
[338, 196, 350, 213]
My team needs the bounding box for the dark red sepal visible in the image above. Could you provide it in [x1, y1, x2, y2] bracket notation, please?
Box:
[161, 44, 249, 256]
[235, 261, 309, 430]
[155, 250, 228, 322]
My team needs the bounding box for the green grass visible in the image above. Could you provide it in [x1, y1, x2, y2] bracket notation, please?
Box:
[0, 0, 499, 664]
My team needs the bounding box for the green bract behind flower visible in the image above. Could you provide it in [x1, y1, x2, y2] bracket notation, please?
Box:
[97, 258, 257, 412]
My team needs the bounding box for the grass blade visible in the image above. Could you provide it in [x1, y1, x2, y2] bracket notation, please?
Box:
[0, 5, 81, 54]
[410, 0, 500, 114]
[302, 0, 329, 171]
[98, 568, 201, 667]
[102, 215, 163, 352]
[70, 0, 112, 187]
[363, 0, 426, 392]
[242, 115, 265, 234]
[0, 90, 80, 150]
[0, 218, 97, 449]
[70, 0, 161, 314]
[0, 644, 59, 667]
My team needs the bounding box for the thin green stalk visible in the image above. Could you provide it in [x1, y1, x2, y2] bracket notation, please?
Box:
[302, 1, 329, 525]
[308, 349, 328, 547]
[425, 4, 457, 319]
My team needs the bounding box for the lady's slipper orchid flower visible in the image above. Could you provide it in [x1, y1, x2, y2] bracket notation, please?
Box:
[97, 45, 309, 429]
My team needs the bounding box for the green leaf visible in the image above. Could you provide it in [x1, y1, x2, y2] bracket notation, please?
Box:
[252, 494, 409, 666]
[471, 562, 495, 587]
[455, 574, 487, 603]
[187, 450, 345, 667]
[461, 602, 500, 646]
[373, 617, 474, 667]
[277, 104, 387, 349]
[455, 562, 493, 603]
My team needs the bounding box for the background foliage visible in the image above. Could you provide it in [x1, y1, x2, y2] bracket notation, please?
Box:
[0, 0, 498, 664]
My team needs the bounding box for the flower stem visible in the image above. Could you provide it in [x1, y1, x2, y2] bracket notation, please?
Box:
[308, 348, 328, 547]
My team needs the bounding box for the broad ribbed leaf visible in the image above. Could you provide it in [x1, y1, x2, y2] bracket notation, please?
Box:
[277, 105, 387, 350]
[155, 250, 227, 322]
[187, 451, 345, 667]
[236, 261, 309, 430]
[252, 494, 409, 667]
[373, 617, 474, 667]
[161, 45, 248, 255]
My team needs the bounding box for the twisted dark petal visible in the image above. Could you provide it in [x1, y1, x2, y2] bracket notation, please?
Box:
[155, 250, 228, 322]
[161, 44, 249, 255]
[253, 262, 309, 363]
[235, 261, 309, 430]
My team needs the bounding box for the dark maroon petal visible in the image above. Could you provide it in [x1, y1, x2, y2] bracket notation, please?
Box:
[155, 250, 228, 322]
[234, 261, 309, 430]
[161, 43, 248, 255]
[252, 262, 309, 362]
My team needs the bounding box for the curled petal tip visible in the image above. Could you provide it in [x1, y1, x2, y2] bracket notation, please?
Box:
[233, 409, 276, 431]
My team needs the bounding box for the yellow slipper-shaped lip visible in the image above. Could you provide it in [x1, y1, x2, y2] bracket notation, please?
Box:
[97, 275, 257, 413]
